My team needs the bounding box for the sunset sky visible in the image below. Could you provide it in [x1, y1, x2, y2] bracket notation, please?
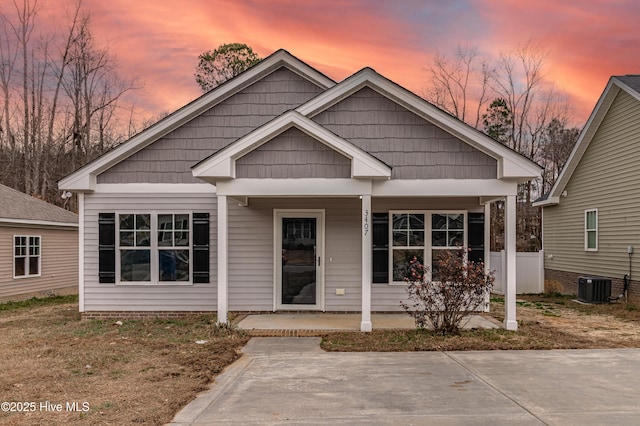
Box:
[41, 0, 640, 126]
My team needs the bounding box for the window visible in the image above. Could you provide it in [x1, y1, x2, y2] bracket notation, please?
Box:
[158, 214, 190, 282]
[117, 213, 191, 284]
[391, 213, 425, 282]
[386, 211, 467, 283]
[14, 235, 40, 278]
[585, 209, 598, 251]
[431, 213, 465, 281]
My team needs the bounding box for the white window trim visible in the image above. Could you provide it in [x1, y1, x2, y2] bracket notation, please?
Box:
[388, 210, 467, 285]
[115, 211, 193, 286]
[585, 209, 598, 252]
[13, 235, 41, 279]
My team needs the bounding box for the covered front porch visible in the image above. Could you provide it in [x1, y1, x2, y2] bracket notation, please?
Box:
[209, 186, 521, 332]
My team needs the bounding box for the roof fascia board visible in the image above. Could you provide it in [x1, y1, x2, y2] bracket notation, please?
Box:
[613, 77, 640, 103]
[297, 69, 541, 180]
[532, 196, 559, 207]
[59, 50, 335, 192]
[546, 79, 620, 202]
[192, 110, 391, 180]
[0, 218, 78, 228]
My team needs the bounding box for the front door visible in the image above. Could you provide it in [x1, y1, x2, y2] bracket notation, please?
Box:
[275, 210, 324, 310]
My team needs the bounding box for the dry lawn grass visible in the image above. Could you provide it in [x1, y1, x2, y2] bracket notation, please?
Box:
[322, 294, 640, 351]
[0, 296, 248, 425]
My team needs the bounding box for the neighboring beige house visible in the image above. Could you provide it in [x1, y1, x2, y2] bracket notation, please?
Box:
[535, 75, 640, 300]
[0, 184, 78, 299]
[60, 50, 541, 331]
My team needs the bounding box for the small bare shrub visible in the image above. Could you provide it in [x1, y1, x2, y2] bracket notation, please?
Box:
[400, 248, 494, 335]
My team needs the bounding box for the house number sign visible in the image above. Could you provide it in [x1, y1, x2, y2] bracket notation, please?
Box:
[363, 209, 369, 236]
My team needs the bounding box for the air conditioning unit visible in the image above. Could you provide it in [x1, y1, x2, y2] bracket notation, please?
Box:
[577, 276, 611, 303]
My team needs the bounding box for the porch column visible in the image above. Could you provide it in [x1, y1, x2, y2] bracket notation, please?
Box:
[483, 202, 491, 312]
[504, 195, 517, 331]
[217, 195, 228, 324]
[361, 195, 372, 332]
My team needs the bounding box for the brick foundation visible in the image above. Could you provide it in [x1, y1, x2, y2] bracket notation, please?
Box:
[81, 311, 214, 320]
[545, 269, 640, 301]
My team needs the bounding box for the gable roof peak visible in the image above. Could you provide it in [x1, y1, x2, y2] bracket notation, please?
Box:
[536, 74, 640, 207]
[59, 48, 336, 192]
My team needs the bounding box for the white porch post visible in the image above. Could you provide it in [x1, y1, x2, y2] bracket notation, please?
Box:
[217, 195, 228, 324]
[361, 195, 372, 332]
[484, 202, 491, 274]
[504, 195, 518, 331]
[483, 202, 491, 312]
[78, 192, 85, 313]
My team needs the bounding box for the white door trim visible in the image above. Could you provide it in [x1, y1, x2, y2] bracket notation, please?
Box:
[273, 209, 325, 311]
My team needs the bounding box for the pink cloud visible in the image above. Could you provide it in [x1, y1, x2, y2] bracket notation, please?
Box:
[30, 0, 640, 126]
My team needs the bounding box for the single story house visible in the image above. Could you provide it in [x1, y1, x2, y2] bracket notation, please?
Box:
[534, 75, 640, 301]
[0, 184, 78, 299]
[59, 50, 541, 331]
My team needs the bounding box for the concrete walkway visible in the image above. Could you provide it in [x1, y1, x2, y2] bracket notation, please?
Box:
[168, 338, 640, 425]
[237, 313, 499, 335]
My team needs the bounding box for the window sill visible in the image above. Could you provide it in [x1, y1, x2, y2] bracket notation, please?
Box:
[116, 281, 194, 286]
[13, 274, 41, 279]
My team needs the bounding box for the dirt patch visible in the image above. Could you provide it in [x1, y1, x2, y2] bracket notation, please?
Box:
[0, 297, 248, 425]
[322, 295, 640, 351]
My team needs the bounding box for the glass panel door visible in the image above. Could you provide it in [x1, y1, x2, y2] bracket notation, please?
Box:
[281, 217, 317, 305]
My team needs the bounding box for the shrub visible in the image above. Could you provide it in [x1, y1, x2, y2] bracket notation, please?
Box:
[400, 248, 494, 335]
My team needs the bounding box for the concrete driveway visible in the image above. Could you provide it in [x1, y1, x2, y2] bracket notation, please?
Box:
[169, 338, 640, 425]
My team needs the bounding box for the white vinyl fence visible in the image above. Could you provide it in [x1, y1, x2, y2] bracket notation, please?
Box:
[489, 250, 544, 294]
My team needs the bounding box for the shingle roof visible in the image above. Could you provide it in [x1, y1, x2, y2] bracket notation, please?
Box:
[615, 75, 640, 94]
[0, 184, 78, 224]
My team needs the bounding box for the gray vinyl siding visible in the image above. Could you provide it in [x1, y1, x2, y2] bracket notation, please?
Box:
[0, 226, 78, 299]
[236, 127, 351, 178]
[97, 68, 325, 184]
[543, 89, 640, 280]
[312, 87, 497, 179]
[227, 198, 362, 311]
[83, 192, 217, 311]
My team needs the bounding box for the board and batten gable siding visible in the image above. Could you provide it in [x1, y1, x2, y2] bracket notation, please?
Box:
[83, 192, 217, 311]
[0, 226, 78, 299]
[312, 87, 497, 179]
[227, 198, 362, 311]
[235, 127, 351, 178]
[97, 68, 325, 184]
[544, 89, 640, 280]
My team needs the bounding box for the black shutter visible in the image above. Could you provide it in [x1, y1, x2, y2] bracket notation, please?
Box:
[468, 212, 485, 264]
[192, 213, 210, 283]
[372, 213, 389, 283]
[98, 213, 116, 283]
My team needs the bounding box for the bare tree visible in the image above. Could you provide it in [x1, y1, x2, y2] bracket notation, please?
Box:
[423, 45, 492, 128]
[0, 0, 140, 207]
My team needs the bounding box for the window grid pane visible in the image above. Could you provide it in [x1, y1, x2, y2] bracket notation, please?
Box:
[119, 213, 191, 283]
[14, 235, 40, 277]
[391, 213, 425, 281]
[432, 213, 464, 248]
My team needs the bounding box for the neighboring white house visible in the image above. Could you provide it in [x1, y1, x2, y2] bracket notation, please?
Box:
[59, 50, 541, 331]
[0, 184, 78, 299]
[535, 75, 640, 301]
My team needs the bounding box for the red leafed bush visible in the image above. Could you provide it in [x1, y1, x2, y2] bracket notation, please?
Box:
[400, 248, 494, 335]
